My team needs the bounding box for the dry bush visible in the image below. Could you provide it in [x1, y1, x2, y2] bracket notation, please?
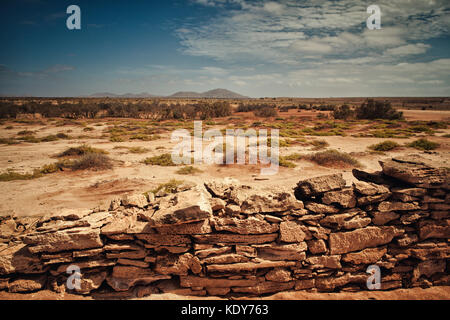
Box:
[70, 153, 113, 170]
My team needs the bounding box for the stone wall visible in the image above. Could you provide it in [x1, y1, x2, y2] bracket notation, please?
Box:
[0, 156, 448, 298]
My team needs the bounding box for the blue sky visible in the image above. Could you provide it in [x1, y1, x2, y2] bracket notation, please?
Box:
[0, 0, 449, 97]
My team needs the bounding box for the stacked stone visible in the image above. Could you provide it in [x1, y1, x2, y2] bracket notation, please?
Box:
[0, 156, 448, 298]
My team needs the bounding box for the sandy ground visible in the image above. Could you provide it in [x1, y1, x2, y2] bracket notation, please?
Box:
[0, 110, 449, 218]
[0, 286, 448, 300]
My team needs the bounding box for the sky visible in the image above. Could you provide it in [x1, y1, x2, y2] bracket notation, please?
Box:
[0, 0, 449, 97]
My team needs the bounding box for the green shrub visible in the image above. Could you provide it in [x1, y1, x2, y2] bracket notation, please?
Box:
[310, 139, 329, 150]
[407, 138, 440, 151]
[142, 153, 177, 166]
[149, 179, 184, 194]
[176, 166, 202, 175]
[368, 140, 400, 151]
[58, 144, 108, 157]
[305, 149, 360, 167]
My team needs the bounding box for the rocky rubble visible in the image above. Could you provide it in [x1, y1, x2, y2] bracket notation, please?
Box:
[0, 156, 448, 298]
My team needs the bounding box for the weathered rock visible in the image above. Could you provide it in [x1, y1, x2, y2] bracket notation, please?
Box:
[149, 186, 212, 226]
[210, 198, 226, 211]
[265, 267, 293, 282]
[122, 194, 148, 208]
[107, 266, 171, 291]
[212, 217, 278, 234]
[329, 226, 399, 255]
[0, 243, 46, 275]
[240, 189, 304, 214]
[378, 201, 420, 212]
[180, 275, 257, 288]
[295, 279, 315, 290]
[307, 239, 327, 254]
[371, 211, 400, 226]
[207, 260, 296, 272]
[322, 188, 356, 208]
[235, 246, 257, 258]
[320, 210, 370, 230]
[295, 174, 346, 198]
[8, 275, 46, 293]
[315, 273, 366, 291]
[379, 157, 449, 188]
[232, 281, 294, 294]
[413, 260, 446, 281]
[305, 202, 339, 214]
[156, 220, 212, 234]
[357, 193, 391, 206]
[353, 181, 390, 196]
[0, 217, 17, 241]
[255, 243, 307, 261]
[202, 253, 249, 265]
[279, 221, 306, 242]
[396, 233, 419, 247]
[192, 233, 278, 244]
[418, 220, 450, 240]
[74, 269, 107, 294]
[0, 278, 8, 290]
[342, 247, 387, 264]
[391, 187, 427, 197]
[195, 246, 232, 259]
[23, 227, 103, 254]
[136, 234, 191, 246]
[306, 255, 341, 269]
[155, 253, 201, 275]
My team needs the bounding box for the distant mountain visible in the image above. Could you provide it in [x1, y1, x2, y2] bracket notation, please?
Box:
[169, 91, 201, 98]
[87, 88, 248, 99]
[168, 88, 248, 99]
[88, 92, 157, 98]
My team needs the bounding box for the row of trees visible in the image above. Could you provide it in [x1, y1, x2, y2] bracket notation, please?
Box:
[0, 101, 232, 120]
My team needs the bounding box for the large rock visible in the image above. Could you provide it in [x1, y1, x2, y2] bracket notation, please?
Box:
[107, 266, 171, 291]
[342, 247, 387, 264]
[353, 181, 390, 196]
[305, 202, 339, 214]
[329, 226, 399, 254]
[212, 217, 278, 234]
[255, 243, 307, 261]
[180, 275, 257, 288]
[378, 201, 420, 212]
[207, 260, 296, 272]
[295, 174, 346, 198]
[149, 186, 212, 226]
[306, 255, 341, 269]
[418, 220, 450, 240]
[322, 188, 356, 208]
[23, 227, 103, 253]
[192, 233, 278, 244]
[232, 281, 295, 294]
[379, 157, 449, 188]
[156, 220, 212, 234]
[240, 189, 304, 214]
[8, 275, 46, 293]
[279, 221, 306, 242]
[0, 243, 46, 275]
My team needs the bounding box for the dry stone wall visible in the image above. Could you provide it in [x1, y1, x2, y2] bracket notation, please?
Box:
[0, 156, 449, 298]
